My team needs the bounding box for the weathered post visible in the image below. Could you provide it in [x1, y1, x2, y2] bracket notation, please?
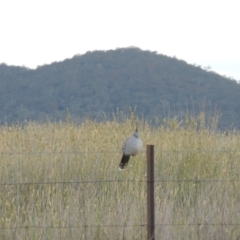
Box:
[147, 145, 155, 240]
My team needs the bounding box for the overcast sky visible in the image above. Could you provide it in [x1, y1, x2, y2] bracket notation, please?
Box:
[1, 0, 239, 80]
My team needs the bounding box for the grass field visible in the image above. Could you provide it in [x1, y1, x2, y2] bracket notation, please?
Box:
[0, 112, 240, 239]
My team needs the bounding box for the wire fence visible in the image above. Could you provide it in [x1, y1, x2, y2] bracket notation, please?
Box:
[1, 149, 240, 239]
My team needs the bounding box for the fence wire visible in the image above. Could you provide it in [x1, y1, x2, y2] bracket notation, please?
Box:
[1, 150, 240, 239]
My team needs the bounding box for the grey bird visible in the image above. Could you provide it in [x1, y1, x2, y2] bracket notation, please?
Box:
[119, 127, 143, 170]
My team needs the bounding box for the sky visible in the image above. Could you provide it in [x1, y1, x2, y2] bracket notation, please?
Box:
[1, 0, 239, 81]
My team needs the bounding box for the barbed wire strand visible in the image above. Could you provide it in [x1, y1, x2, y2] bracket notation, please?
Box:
[1, 150, 240, 155]
[0, 223, 240, 230]
[1, 178, 240, 186]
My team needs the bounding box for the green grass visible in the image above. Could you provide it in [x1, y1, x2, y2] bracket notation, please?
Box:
[0, 113, 240, 239]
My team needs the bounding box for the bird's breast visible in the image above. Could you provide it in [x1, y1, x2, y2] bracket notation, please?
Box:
[123, 137, 143, 156]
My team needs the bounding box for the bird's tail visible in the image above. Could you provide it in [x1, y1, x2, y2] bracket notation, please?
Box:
[119, 155, 130, 170]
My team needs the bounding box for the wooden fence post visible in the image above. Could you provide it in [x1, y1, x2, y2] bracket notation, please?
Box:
[147, 145, 155, 240]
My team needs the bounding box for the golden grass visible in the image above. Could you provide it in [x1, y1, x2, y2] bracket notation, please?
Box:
[0, 112, 240, 239]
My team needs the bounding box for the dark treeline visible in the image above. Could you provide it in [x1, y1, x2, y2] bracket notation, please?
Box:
[0, 47, 240, 129]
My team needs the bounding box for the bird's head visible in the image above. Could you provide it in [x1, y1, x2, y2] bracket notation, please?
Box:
[134, 126, 139, 138]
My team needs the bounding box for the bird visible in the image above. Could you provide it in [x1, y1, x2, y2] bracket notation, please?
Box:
[119, 126, 143, 170]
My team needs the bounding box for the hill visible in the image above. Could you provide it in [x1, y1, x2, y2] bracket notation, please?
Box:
[0, 47, 240, 129]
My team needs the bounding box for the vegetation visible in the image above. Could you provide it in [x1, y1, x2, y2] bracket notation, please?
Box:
[0, 113, 240, 239]
[1, 47, 240, 129]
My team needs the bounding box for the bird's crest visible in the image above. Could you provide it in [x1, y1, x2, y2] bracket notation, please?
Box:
[134, 125, 139, 138]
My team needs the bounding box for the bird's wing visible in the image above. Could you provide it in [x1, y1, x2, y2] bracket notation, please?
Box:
[123, 136, 142, 155]
[130, 137, 143, 156]
[122, 137, 130, 153]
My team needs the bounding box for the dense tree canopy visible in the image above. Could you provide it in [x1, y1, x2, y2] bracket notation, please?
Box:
[0, 47, 240, 129]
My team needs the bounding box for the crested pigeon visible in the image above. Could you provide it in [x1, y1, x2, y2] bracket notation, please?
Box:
[119, 127, 143, 170]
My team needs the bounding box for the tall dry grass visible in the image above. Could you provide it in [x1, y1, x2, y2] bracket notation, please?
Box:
[0, 112, 240, 239]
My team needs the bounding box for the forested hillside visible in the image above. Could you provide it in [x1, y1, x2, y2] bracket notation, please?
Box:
[0, 47, 240, 129]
